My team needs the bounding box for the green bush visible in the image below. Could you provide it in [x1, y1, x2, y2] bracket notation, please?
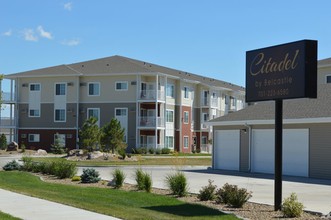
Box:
[136, 147, 147, 154]
[161, 148, 171, 154]
[282, 193, 304, 218]
[198, 179, 217, 201]
[0, 134, 7, 150]
[135, 168, 145, 190]
[54, 160, 77, 179]
[118, 148, 126, 159]
[143, 172, 152, 193]
[165, 171, 188, 197]
[216, 183, 252, 208]
[155, 148, 161, 155]
[71, 176, 81, 182]
[2, 160, 21, 171]
[112, 168, 126, 189]
[20, 143, 26, 153]
[81, 168, 101, 183]
[21, 156, 34, 172]
[148, 148, 155, 154]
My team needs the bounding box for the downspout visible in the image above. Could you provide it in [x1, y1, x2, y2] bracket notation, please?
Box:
[76, 76, 80, 149]
[244, 123, 252, 172]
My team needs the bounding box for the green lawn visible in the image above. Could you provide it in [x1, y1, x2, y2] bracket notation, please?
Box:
[0, 171, 238, 220]
[31, 156, 212, 166]
[0, 211, 21, 220]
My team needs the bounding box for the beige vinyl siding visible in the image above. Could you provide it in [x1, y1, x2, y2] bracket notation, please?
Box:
[79, 75, 137, 103]
[166, 78, 176, 105]
[240, 129, 249, 172]
[317, 66, 331, 84]
[19, 77, 78, 103]
[310, 124, 331, 179]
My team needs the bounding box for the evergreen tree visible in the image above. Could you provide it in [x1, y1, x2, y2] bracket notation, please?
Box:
[79, 117, 100, 152]
[0, 133, 7, 150]
[101, 118, 126, 154]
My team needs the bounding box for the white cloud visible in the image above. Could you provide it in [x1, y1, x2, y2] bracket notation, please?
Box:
[2, 29, 12, 36]
[61, 38, 81, 46]
[64, 2, 73, 11]
[37, 26, 53, 39]
[22, 29, 38, 41]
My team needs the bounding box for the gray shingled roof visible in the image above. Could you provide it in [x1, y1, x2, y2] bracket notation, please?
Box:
[5, 55, 244, 92]
[318, 57, 331, 67]
[209, 84, 331, 123]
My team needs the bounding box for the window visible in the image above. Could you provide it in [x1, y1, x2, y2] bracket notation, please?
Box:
[203, 113, 209, 122]
[327, 75, 331, 83]
[55, 109, 66, 122]
[29, 109, 40, 117]
[166, 110, 174, 122]
[183, 136, 189, 148]
[166, 84, 175, 98]
[183, 111, 189, 124]
[115, 81, 128, 91]
[29, 134, 40, 142]
[55, 83, 66, 95]
[87, 108, 100, 126]
[165, 136, 174, 149]
[30, 84, 40, 91]
[184, 87, 189, 99]
[54, 134, 66, 147]
[88, 82, 100, 96]
[116, 108, 127, 116]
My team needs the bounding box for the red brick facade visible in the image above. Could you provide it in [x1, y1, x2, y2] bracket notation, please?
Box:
[181, 106, 192, 153]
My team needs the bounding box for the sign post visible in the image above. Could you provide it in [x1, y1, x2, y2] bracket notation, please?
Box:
[246, 40, 317, 211]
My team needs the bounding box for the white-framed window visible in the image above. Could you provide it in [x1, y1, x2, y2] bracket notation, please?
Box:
[115, 108, 128, 142]
[203, 113, 209, 122]
[183, 136, 189, 149]
[115, 81, 128, 91]
[28, 134, 40, 142]
[165, 136, 174, 149]
[55, 83, 66, 96]
[55, 109, 66, 122]
[326, 75, 331, 83]
[29, 109, 40, 117]
[88, 82, 100, 96]
[30, 83, 40, 91]
[201, 136, 208, 145]
[87, 108, 100, 126]
[183, 111, 189, 124]
[166, 110, 174, 123]
[54, 133, 66, 147]
[212, 92, 217, 98]
[166, 84, 175, 98]
[184, 87, 189, 99]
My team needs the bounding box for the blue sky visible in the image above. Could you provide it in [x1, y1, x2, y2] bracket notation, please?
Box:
[1, 0, 331, 89]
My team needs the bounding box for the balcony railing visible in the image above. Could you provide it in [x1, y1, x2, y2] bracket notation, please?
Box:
[138, 116, 165, 127]
[137, 144, 165, 149]
[210, 98, 218, 108]
[201, 98, 218, 108]
[139, 90, 165, 101]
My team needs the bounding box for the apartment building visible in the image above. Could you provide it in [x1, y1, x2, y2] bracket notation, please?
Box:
[1, 55, 245, 152]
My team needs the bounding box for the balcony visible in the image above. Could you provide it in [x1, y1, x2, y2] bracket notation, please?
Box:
[201, 97, 218, 108]
[138, 116, 165, 128]
[2, 92, 16, 104]
[200, 144, 212, 153]
[137, 144, 165, 149]
[139, 90, 165, 101]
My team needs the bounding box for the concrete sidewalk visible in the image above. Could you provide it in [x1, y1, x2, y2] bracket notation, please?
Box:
[0, 189, 121, 220]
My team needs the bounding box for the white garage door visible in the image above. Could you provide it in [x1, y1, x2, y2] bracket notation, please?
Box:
[252, 129, 309, 177]
[214, 130, 240, 171]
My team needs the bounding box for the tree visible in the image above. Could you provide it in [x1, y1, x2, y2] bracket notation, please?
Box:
[101, 118, 126, 154]
[51, 133, 65, 154]
[0, 133, 7, 150]
[79, 117, 100, 152]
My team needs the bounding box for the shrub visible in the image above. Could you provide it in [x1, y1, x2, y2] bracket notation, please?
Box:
[54, 160, 77, 179]
[161, 148, 171, 154]
[20, 143, 26, 153]
[135, 168, 145, 190]
[155, 148, 161, 155]
[143, 172, 152, 193]
[136, 147, 147, 154]
[71, 176, 81, 182]
[282, 193, 304, 218]
[0, 134, 7, 150]
[118, 148, 126, 160]
[216, 183, 252, 208]
[165, 171, 188, 197]
[198, 179, 217, 201]
[112, 168, 126, 189]
[2, 160, 21, 171]
[21, 156, 34, 172]
[148, 148, 155, 154]
[81, 168, 101, 183]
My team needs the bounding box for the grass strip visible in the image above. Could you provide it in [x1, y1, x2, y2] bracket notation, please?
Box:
[0, 211, 22, 220]
[0, 171, 238, 220]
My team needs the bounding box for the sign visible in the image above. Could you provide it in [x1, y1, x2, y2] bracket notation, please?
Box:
[246, 40, 317, 102]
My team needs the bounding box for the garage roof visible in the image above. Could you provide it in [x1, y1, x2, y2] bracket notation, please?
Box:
[208, 84, 331, 125]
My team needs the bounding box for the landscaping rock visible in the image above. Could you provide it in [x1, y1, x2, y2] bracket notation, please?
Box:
[36, 149, 47, 155]
[6, 142, 18, 151]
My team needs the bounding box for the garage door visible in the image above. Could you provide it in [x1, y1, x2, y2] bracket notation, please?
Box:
[251, 129, 309, 177]
[214, 130, 240, 171]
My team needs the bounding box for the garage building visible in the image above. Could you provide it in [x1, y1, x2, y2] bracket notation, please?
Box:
[208, 58, 331, 180]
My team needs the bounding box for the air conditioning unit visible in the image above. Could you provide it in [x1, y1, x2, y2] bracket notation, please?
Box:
[80, 82, 87, 86]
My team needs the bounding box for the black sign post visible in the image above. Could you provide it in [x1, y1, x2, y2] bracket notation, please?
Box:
[246, 40, 317, 211]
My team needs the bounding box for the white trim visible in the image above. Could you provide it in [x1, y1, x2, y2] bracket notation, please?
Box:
[29, 83, 41, 91]
[54, 109, 66, 122]
[19, 127, 77, 130]
[54, 82, 67, 96]
[88, 82, 100, 96]
[115, 81, 128, 91]
[206, 117, 331, 126]
[166, 109, 174, 123]
[326, 74, 331, 84]
[183, 111, 189, 124]
[183, 136, 189, 149]
[28, 134, 40, 142]
[87, 108, 100, 127]
[28, 109, 40, 117]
